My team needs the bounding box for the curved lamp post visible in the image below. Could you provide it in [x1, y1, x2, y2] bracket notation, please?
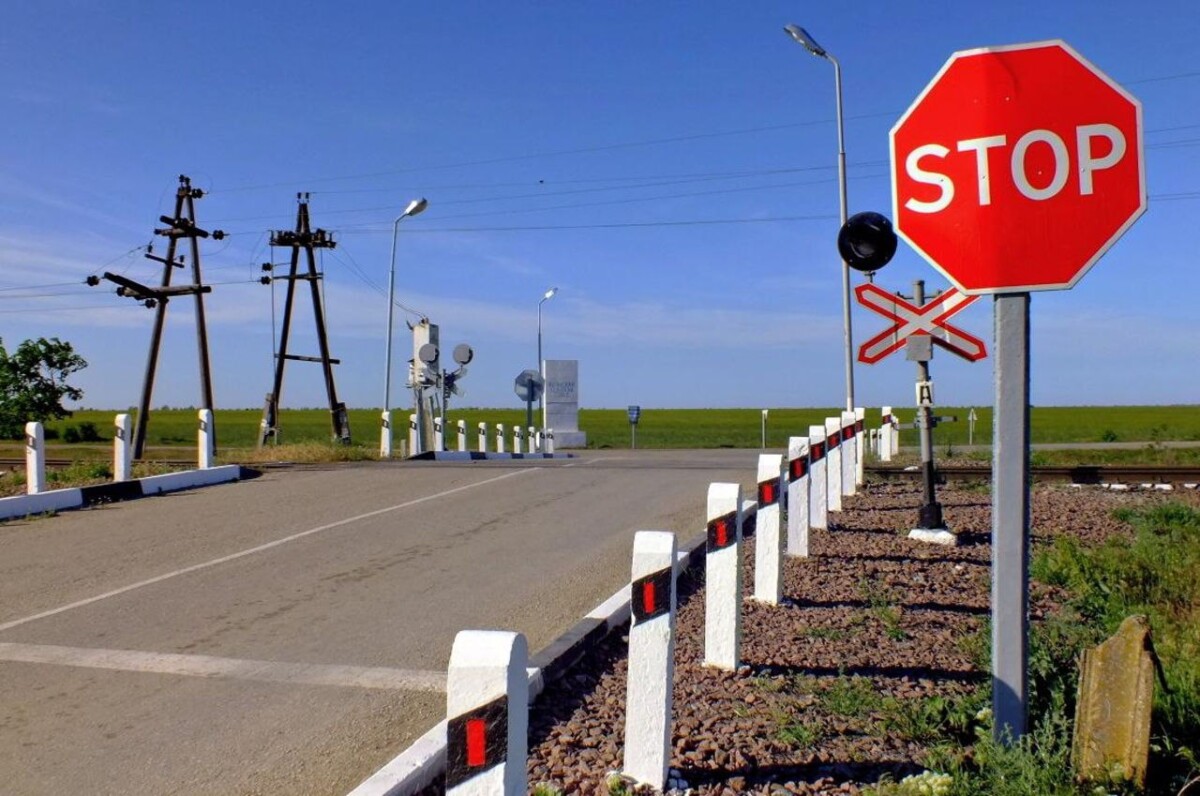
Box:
[535, 286, 558, 427]
[784, 24, 854, 412]
[383, 197, 428, 415]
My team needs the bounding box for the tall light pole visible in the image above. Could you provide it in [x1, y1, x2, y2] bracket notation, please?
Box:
[536, 286, 558, 428]
[785, 24, 855, 412]
[383, 197, 428, 414]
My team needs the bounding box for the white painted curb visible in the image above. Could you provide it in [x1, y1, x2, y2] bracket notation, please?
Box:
[0, 465, 241, 522]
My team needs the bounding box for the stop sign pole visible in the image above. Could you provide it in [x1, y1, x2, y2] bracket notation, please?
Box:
[891, 40, 1146, 743]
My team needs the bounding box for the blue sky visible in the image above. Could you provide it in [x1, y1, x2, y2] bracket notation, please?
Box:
[1, 2, 1197, 413]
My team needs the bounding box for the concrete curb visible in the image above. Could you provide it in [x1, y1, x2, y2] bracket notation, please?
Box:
[409, 451, 574, 462]
[348, 499, 759, 796]
[0, 465, 243, 522]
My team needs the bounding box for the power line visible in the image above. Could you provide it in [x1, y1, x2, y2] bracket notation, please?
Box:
[1126, 70, 1200, 85]
[211, 111, 901, 194]
[343, 214, 836, 234]
[206, 161, 887, 226]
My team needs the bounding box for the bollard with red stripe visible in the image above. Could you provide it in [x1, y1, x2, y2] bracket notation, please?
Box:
[825, 417, 844, 513]
[855, 407, 867, 486]
[446, 630, 528, 795]
[786, 436, 811, 556]
[879, 406, 894, 462]
[840, 410, 857, 498]
[754, 454, 786, 605]
[808, 424, 829, 530]
[25, 421, 45, 495]
[704, 482, 743, 670]
[623, 531, 677, 789]
[380, 411, 393, 459]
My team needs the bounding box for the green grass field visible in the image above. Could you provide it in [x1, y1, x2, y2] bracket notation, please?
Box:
[17, 404, 1200, 457]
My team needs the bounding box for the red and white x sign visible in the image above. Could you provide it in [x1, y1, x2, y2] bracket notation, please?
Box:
[855, 282, 987, 364]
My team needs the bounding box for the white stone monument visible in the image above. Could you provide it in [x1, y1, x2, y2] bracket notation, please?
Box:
[542, 359, 586, 448]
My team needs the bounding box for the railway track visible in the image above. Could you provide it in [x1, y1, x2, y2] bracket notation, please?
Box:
[868, 464, 1200, 485]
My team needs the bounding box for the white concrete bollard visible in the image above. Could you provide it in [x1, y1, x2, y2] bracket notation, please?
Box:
[445, 630, 528, 796]
[25, 421, 45, 495]
[880, 406, 894, 462]
[825, 417, 843, 513]
[855, 407, 866, 487]
[434, 416, 445, 452]
[409, 414, 419, 458]
[840, 410, 857, 498]
[198, 409, 214, 470]
[512, 425, 523, 454]
[380, 411, 393, 459]
[786, 436, 811, 557]
[526, 426, 536, 454]
[622, 531, 677, 789]
[808, 425, 829, 531]
[457, 420, 468, 452]
[704, 482, 743, 670]
[477, 422, 488, 453]
[544, 429, 555, 454]
[754, 454, 785, 605]
[495, 424, 506, 454]
[114, 413, 132, 482]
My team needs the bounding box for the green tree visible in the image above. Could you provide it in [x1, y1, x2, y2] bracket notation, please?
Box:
[0, 337, 87, 439]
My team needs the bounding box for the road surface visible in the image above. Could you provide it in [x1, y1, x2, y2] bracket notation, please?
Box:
[0, 449, 757, 795]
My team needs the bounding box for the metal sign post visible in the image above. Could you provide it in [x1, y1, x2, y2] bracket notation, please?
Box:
[514, 369, 543, 431]
[993, 293, 1031, 738]
[628, 405, 641, 449]
[909, 281, 945, 532]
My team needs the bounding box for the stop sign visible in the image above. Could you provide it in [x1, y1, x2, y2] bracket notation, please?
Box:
[891, 40, 1145, 294]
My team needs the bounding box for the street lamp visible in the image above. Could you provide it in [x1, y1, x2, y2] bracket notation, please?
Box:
[536, 286, 558, 428]
[383, 197, 428, 417]
[784, 23, 855, 413]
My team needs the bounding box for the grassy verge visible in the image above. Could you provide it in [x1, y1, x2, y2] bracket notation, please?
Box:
[869, 503, 1200, 795]
[0, 460, 185, 498]
[8, 404, 1200, 453]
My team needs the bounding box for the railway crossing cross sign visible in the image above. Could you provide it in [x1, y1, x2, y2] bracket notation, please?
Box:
[855, 282, 986, 364]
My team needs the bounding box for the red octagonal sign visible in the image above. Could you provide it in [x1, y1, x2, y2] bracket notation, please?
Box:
[891, 40, 1146, 294]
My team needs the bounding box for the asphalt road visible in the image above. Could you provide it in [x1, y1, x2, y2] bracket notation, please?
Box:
[0, 449, 758, 795]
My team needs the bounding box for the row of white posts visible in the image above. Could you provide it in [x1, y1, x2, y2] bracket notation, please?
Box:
[378, 412, 555, 458]
[20, 412, 216, 496]
[438, 407, 912, 793]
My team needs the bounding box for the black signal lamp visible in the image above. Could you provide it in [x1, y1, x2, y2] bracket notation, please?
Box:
[838, 211, 898, 273]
